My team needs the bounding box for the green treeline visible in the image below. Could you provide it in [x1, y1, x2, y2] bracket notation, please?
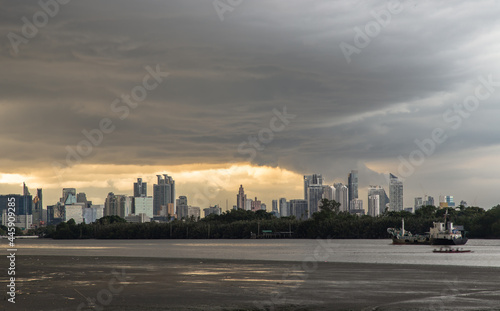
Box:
[30, 200, 500, 239]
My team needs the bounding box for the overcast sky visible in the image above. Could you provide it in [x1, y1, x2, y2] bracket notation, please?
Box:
[1, 0, 500, 210]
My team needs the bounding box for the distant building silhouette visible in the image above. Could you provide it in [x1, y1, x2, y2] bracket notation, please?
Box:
[304, 174, 323, 201]
[389, 174, 403, 212]
[348, 170, 358, 203]
[153, 174, 175, 216]
[134, 178, 147, 197]
[334, 183, 349, 212]
[369, 185, 389, 215]
[236, 185, 246, 210]
[368, 194, 380, 217]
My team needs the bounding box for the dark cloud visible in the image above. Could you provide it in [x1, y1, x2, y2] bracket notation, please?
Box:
[1, 0, 500, 207]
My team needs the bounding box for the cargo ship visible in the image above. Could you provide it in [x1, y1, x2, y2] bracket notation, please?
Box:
[387, 219, 431, 245]
[387, 218, 468, 246]
[429, 221, 468, 245]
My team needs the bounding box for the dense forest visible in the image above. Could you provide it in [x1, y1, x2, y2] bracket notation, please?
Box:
[10, 199, 500, 239]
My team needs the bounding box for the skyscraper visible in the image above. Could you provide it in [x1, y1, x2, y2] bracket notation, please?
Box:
[176, 196, 188, 218]
[251, 197, 262, 212]
[33, 188, 43, 224]
[334, 183, 349, 212]
[307, 185, 324, 217]
[322, 185, 335, 201]
[304, 174, 323, 201]
[389, 174, 403, 212]
[245, 198, 252, 211]
[237, 185, 246, 210]
[61, 188, 76, 204]
[289, 199, 308, 220]
[272, 200, 278, 213]
[348, 170, 358, 203]
[414, 197, 423, 210]
[279, 198, 289, 217]
[423, 195, 434, 207]
[368, 185, 389, 215]
[104, 193, 132, 218]
[134, 178, 147, 197]
[153, 174, 175, 216]
[349, 199, 364, 215]
[368, 194, 380, 217]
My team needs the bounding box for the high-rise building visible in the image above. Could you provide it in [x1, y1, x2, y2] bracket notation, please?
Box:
[423, 195, 435, 207]
[260, 203, 266, 211]
[153, 174, 175, 216]
[251, 197, 262, 212]
[204, 205, 222, 217]
[349, 199, 363, 212]
[414, 197, 423, 210]
[368, 185, 389, 215]
[187, 206, 201, 220]
[177, 197, 201, 220]
[334, 183, 349, 212]
[77, 192, 87, 203]
[368, 195, 380, 217]
[348, 170, 358, 203]
[46, 202, 64, 225]
[289, 199, 308, 220]
[389, 174, 403, 212]
[438, 195, 455, 208]
[134, 197, 154, 218]
[33, 188, 43, 224]
[304, 174, 323, 201]
[83, 205, 103, 224]
[176, 196, 188, 206]
[65, 203, 86, 224]
[279, 198, 289, 217]
[61, 188, 76, 204]
[76, 192, 92, 208]
[245, 198, 252, 211]
[272, 200, 278, 213]
[134, 178, 147, 197]
[104, 193, 132, 218]
[307, 185, 324, 218]
[322, 185, 335, 201]
[446, 196, 455, 207]
[176, 196, 188, 217]
[236, 185, 246, 210]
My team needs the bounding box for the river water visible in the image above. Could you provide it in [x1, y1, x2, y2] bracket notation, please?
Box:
[4, 238, 500, 267]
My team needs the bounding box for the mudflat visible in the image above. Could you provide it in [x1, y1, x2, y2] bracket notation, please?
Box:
[2, 255, 500, 311]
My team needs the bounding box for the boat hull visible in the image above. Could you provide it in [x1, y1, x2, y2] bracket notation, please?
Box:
[392, 237, 431, 245]
[431, 237, 468, 245]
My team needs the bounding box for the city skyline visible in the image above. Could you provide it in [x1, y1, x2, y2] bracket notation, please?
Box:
[0, 170, 480, 219]
[2, 1, 500, 211]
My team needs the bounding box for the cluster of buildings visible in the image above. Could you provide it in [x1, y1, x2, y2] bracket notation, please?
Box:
[260, 171, 390, 219]
[0, 175, 222, 230]
[0, 170, 468, 231]
[251, 171, 454, 220]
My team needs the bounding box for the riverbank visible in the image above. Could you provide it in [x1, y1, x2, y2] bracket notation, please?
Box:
[2, 255, 500, 311]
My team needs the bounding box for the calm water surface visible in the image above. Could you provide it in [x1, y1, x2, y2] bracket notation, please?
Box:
[4, 238, 500, 267]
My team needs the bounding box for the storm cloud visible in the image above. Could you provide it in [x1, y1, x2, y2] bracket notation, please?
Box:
[1, 0, 500, 208]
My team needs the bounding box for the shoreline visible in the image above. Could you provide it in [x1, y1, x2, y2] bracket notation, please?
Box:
[2, 255, 500, 311]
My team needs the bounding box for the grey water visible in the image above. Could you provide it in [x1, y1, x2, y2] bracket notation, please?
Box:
[4, 238, 500, 267]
